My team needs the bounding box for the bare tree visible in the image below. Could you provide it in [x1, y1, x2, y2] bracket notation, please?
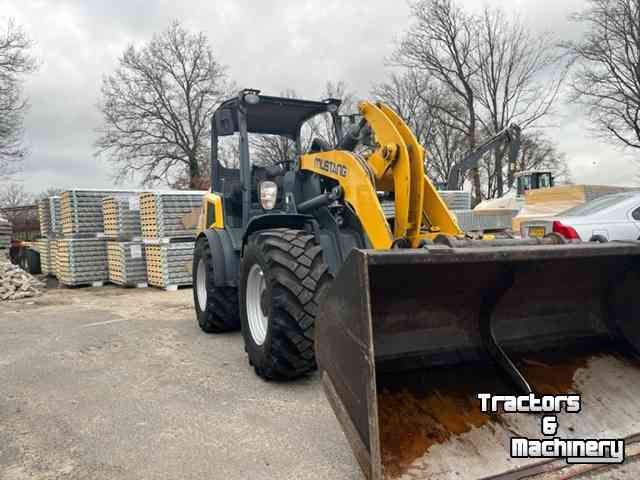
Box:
[481, 131, 570, 197]
[474, 8, 567, 197]
[567, 0, 640, 153]
[38, 187, 64, 199]
[372, 70, 467, 186]
[392, 0, 568, 202]
[0, 19, 37, 177]
[312, 80, 356, 147]
[393, 0, 482, 201]
[372, 70, 435, 146]
[96, 21, 231, 188]
[0, 182, 32, 208]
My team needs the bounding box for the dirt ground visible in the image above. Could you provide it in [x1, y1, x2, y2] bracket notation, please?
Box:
[0, 286, 358, 480]
[1, 285, 638, 479]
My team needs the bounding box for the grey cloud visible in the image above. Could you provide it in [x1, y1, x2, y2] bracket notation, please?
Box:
[3, 0, 638, 195]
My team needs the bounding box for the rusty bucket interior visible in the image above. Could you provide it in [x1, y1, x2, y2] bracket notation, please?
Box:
[315, 242, 640, 480]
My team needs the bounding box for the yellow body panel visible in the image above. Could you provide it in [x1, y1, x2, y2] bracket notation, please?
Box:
[299, 151, 394, 249]
[197, 192, 224, 233]
[357, 102, 411, 241]
[300, 101, 462, 249]
[377, 103, 427, 246]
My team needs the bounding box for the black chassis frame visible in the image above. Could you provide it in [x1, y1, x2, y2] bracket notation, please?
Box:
[201, 89, 370, 287]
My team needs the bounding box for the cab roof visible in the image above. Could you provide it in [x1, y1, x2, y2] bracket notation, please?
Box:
[213, 89, 341, 138]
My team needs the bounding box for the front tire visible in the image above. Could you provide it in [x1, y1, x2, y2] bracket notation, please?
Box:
[193, 238, 240, 333]
[240, 228, 331, 380]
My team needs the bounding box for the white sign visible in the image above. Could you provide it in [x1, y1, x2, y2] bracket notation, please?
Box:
[130, 244, 142, 259]
[128, 196, 140, 211]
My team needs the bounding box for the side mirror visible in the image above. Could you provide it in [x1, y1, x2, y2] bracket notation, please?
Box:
[215, 109, 235, 136]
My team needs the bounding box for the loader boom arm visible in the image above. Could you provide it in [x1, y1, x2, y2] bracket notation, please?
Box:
[300, 101, 462, 249]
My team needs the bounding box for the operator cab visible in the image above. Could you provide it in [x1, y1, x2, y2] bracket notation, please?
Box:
[210, 89, 342, 240]
[515, 170, 554, 198]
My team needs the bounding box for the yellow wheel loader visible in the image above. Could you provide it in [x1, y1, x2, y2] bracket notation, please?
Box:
[194, 89, 640, 479]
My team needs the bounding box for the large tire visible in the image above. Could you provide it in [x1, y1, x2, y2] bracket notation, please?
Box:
[193, 238, 240, 333]
[240, 228, 332, 380]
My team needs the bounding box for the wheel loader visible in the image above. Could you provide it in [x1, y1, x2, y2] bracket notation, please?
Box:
[194, 89, 640, 479]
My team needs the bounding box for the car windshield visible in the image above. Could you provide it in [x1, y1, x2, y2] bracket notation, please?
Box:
[562, 192, 637, 217]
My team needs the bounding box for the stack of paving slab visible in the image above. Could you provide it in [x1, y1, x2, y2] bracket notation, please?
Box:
[139, 191, 205, 290]
[38, 196, 62, 238]
[37, 197, 62, 276]
[139, 191, 205, 239]
[36, 238, 54, 275]
[102, 193, 148, 288]
[57, 189, 135, 286]
[55, 237, 108, 287]
[106, 241, 148, 287]
[0, 215, 11, 250]
[101, 194, 143, 240]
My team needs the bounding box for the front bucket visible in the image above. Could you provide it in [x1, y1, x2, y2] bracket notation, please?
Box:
[315, 242, 640, 480]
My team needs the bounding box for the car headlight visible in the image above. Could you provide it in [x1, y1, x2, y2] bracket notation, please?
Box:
[259, 181, 278, 210]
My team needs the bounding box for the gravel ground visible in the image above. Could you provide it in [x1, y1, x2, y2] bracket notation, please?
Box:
[0, 285, 638, 480]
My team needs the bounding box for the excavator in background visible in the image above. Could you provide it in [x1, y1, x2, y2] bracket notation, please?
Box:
[446, 123, 522, 191]
[193, 89, 640, 479]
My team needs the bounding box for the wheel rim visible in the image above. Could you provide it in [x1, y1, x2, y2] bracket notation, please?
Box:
[246, 263, 268, 346]
[196, 258, 208, 312]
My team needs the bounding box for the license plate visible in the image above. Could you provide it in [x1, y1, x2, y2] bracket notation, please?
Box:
[528, 226, 546, 238]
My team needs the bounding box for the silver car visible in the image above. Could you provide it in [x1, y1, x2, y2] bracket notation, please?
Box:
[521, 192, 640, 241]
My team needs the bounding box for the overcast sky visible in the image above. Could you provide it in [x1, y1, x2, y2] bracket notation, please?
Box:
[3, 0, 639, 195]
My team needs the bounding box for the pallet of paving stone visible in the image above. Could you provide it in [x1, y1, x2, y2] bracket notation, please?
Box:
[55, 238, 108, 286]
[101, 194, 143, 240]
[36, 238, 54, 276]
[38, 196, 62, 237]
[144, 241, 194, 289]
[139, 191, 205, 240]
[50, 239, 59, 278]
[107, 240, 148, 287]
[0, 216, 11, 249]
[61, 189, 139, 238]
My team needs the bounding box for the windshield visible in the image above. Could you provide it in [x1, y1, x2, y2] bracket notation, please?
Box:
[561, 193, 637, 217]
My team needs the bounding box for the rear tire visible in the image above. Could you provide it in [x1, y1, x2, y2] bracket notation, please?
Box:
[193, 238, 240, 333]
[240, 228, 331, 380]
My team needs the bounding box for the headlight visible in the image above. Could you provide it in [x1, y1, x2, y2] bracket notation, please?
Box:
[244, 93, 260, 105]
[259, 181, 278, 210]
